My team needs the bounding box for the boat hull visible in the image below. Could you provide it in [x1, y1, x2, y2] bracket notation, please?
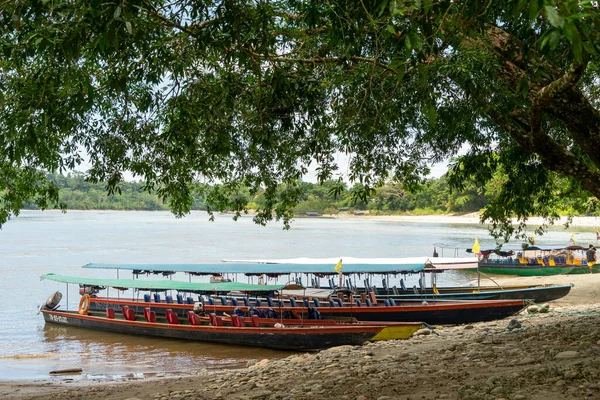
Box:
[307, 300, 526, 324]
[473, 264, 600, 276]
[379, 284, 573, 302]
[89, 298, 526, 325]
[42, 310, 392, 351]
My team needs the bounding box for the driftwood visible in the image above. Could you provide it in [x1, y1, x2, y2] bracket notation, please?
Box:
[48, 368, 83, 375]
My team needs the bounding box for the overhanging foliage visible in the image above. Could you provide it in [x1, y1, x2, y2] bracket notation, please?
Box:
[2, 1, 600, 240]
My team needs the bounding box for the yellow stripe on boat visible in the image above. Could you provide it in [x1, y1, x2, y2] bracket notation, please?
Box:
[370, 324, 422, 341]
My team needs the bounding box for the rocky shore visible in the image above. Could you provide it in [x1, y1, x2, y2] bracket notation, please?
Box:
[3, 275, 600, 400]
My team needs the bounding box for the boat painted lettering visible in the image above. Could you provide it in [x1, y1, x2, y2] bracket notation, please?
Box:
[49, 314, 68, 324]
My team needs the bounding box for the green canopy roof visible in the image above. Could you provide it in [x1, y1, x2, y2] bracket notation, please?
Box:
[41, 273, 301, 292]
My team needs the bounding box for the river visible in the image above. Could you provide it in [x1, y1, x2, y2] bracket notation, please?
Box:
[0, 210, 592, 381]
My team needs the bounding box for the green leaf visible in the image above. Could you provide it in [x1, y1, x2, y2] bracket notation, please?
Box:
[528, 0, 539, 21]
[408, 31, 422, 50]
[544, 5, 563, 28]
[563, 22, 582, 60]
[125, 21, 132, 34]
[423, 0, 433, 16]
[114, 6, 121, 19]
[386, 25, 396, 35]
[426, 104, 436, 127]
[582, 41, 597, 55]
[404, 35, 412, 51]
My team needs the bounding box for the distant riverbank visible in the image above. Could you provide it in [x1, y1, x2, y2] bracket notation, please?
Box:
[27, 209, 600, 229]
[324, 212, 600, 228]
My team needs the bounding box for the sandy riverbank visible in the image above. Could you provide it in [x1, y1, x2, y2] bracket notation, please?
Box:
[325, 212, 600, 228]
[2, 273, 600, 400]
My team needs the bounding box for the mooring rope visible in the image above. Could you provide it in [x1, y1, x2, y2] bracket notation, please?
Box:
[421, 321, 440, 336]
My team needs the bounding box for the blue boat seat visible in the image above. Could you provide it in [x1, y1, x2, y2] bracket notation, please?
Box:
[365, 299, 372, 307]
[220, 296, 227, 305]
[207, 298, 214, 306]
[335, 298, 343, 307]
[355, 300, 362, 307]
[389, 298, 396, 306]
[303, 299, 309, 308]
[186, 297, 194, 304]
[231, 298, 238, 306]
[153, 293, 161, 303]
[384, 299, 390, 307]
[243, 298, 250, 307]
[165, 295, 173, 304]
[278, 300, 284, 308]
[266, 297, 274, 307]
[255, 299, 261, 307]
[143, 294, 151, 302]
[313, 298, 320, 307]
[290, 297, 297, 307]
[329, 300, 335, 307]
[176, 294, 184, 304]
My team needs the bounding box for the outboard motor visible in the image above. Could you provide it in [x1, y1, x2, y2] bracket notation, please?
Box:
[39, 291, 62, 312]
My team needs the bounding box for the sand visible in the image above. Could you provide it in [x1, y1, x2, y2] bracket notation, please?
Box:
[2, 272, 600, 400]
[326, 212, 600, 228]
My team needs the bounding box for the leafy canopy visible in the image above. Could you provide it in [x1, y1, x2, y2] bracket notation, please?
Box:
[2, 1, 600, 241]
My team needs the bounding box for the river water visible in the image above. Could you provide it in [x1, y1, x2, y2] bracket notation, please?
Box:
[0, 210, 593, 381]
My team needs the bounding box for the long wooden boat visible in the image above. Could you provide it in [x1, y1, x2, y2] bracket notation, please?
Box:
[89, 295, 526, 325]
[474, 245, 600, 276]
[40, 308, 420, 351]
[154, 257, 571, 302]
[370, 284, 573, 303]
[42, 273, 526, 325]
[40, 275, 423, 350]
[81, 256, 477, 278]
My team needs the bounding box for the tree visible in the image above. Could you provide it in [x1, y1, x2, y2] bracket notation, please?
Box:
[2, 1, 600, 240]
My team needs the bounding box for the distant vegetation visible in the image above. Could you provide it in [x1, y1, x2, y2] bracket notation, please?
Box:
[22, 172, 598, 217]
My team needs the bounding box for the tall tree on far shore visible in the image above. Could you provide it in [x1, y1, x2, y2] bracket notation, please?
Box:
[2, 1, 600, 239]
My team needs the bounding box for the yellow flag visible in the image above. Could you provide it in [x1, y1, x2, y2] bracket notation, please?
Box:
[334, 259, 343, 274]
[472, 237, 480, 254]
